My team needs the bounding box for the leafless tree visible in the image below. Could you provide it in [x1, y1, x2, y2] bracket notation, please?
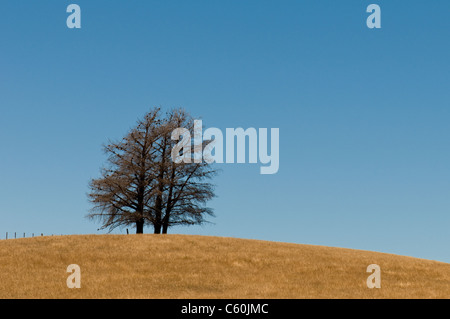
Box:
[87, 108, 217, 234]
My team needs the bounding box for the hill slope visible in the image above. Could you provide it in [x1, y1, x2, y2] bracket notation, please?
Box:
[0, 234, 448, 298]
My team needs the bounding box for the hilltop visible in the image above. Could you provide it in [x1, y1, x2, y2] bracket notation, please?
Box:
[0, 234, 448, 298]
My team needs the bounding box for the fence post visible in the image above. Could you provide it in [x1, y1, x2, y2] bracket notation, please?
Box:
[15, 232, 16, 239]
[6, 232, 7, 240]
[126, 229, 129, 235]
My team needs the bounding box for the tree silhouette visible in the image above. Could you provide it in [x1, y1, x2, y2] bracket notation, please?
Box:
[87, 108, 217, 234]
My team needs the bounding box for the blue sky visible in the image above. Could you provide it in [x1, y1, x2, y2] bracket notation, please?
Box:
[1, 1, 449, 263]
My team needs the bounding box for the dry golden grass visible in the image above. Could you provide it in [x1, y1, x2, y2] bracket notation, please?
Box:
[0, 234, 448, 299]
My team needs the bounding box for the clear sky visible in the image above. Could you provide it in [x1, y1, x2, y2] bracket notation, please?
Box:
[1, 1, 449, 263]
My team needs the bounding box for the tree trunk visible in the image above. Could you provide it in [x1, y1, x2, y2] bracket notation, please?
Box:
[136, 218, 144, 234]
[162, 212, 170, 234]
[154, 224, 161, 234]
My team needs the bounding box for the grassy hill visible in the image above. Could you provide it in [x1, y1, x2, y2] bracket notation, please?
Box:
[0, 234, 448, 298]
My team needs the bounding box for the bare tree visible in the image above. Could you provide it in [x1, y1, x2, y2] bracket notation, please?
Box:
[87, 108, 217, 234]
[156, 110, 216, 233]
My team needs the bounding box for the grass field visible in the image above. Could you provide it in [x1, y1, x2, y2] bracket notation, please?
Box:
[0, 234, 448, 298]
